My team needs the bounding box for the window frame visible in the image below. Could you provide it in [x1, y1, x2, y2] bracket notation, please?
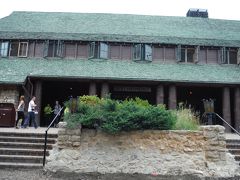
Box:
[0, 41, 9, 57]
[179, 46, 195, 63]
[88, 42, 96, 59]
[99, 42, 109, 59]
[18, 42, 28, 57]
[226, 48, 237, 64]
[88, 42, 109, 59]
[133, 44, 152, 61]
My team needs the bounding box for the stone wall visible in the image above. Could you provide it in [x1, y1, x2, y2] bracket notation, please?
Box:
[46, 125, 240, 178]
[0, 86, 19, 107]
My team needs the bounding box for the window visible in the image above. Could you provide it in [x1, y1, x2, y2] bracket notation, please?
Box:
[43, 40, 64, 58]
[0, 41, 9, 57]
[89, 42, 96, 59]
[222, 48, 237, 64]
[180, 48, 195, 63]
[10, 42, 19, 56]
[145, 45, 152, 61]
[88, 42, 109, 59]
[100, 42, 108, 59]
[18, 42, 28, 57]
[133, 44, 152, 61]
[133, 44, 141, 60]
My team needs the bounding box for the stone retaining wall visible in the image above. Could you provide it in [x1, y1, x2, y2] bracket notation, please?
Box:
[0, 86, 19, 107]
[46, 125, 240, 178]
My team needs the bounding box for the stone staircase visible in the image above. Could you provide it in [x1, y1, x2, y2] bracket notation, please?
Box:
[0, 130, 57, 168]
[226, 139, 240, 165]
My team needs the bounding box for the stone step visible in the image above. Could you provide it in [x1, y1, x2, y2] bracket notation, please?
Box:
[226, 144, 240, 149]
[0, 148, 49, 156]
[0, 162, 42, 169]
[0, 155, 42, 164]
[0, 142, 53, 149]
[0, 131, 57, 139]
[228, 149, 240, 155]
[226, 139, 240, 144]
[0, 136, 56, 144]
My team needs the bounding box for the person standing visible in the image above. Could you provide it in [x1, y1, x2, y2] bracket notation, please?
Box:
[15, 95, 25, 128]
[23, 96, 38, 129]
[53, 100, 61, 127]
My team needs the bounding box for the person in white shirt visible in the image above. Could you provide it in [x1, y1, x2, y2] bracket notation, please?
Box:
[23, 96, 38, 129]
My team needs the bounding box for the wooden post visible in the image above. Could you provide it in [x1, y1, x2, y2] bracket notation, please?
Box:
[89, 82, 97, 96]
[222, 87, 231, 132]
[234, 87, 240, 131]
[34, 81, 42, 127]
[168, 85, 177, 109]
[156, 85, 164, 105]
[101, 82, 109, 98]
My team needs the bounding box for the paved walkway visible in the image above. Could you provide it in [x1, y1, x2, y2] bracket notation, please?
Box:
[0, 127, 59, 134]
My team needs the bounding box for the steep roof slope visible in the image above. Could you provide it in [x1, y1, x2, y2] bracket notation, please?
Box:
[0, 11, 240, 46]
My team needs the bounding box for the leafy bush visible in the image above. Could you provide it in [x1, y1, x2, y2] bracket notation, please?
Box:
[64, 96, 177, 133]
[44, 104, 52, 115]
[173, 105, 200, 130]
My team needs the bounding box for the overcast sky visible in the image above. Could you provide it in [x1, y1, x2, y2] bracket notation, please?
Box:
[0, 0, 240, 20]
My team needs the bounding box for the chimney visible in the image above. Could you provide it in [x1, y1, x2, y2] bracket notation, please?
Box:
[187, 8, 208, 18]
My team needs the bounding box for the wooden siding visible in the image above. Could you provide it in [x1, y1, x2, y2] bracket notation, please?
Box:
[28, 42, 35, 57]
[34, 42, 44, 57]
[110, 45, 121, 60]
[199, 49, 207, 64]
[165, 47, 176, 62]
[65, 43, 76, 58]
[121, 45, 132, 60]
[153, 47, 164, 61]
[77, 44, 88, 58]
[207, 49, 218, 64]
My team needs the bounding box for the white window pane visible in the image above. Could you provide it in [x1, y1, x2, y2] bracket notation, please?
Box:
[145, 45, 152, 61]
[134, 44, 141, 60]
[89, 42, 95, 58]
[18, 42, 28, 57]
[100, 42, 108, 59]
[0, 42, 9, 57]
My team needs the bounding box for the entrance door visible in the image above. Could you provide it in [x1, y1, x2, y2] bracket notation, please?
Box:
[41, 81, 89, 126]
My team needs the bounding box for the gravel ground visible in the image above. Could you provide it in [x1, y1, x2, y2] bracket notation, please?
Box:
[0, 169, 240, 180]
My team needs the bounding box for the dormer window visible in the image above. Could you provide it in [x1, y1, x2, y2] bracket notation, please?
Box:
[89, 42, 109, 59]
[176, 45, 199, 63]
[133, 44, 152, 61]
[43, 40, 64, 58]
[18, 42, 28, 57]
[219, 47, 238, 64]
[0, 41, 9, 57]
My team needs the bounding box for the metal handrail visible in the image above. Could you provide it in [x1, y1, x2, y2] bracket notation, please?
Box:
[202, 112, 240, 136]
[43, 106, 64, 166]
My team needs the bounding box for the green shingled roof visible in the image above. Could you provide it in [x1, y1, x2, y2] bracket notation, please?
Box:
[0, 11, 240, 47]
[0, 58, 239, 85]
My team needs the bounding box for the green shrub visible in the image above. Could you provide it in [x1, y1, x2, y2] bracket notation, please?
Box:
[173, 106, 200, 130]
[64, 96, 177, 133]
[44, 104, 52, 115]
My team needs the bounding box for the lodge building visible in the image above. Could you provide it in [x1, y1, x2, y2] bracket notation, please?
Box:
[0, 11, 239, 131]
